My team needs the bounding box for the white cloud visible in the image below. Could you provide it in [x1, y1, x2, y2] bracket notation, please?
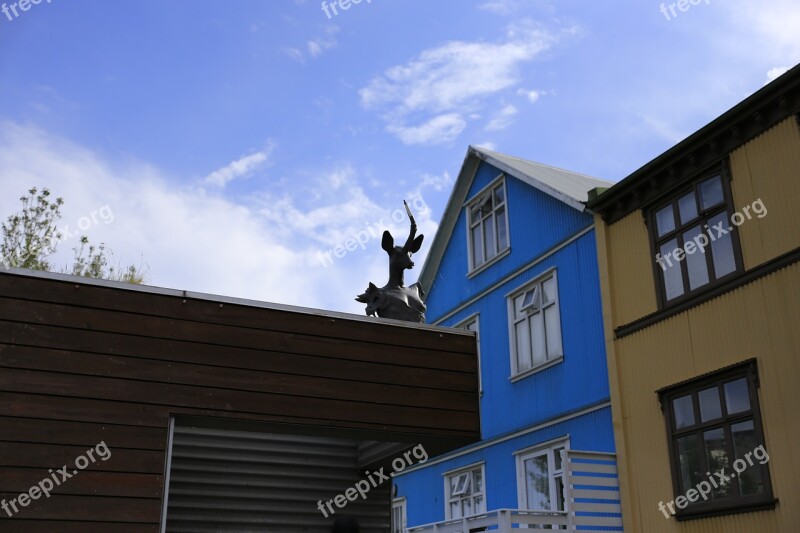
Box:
[307, 25, 339, 58]
[387, 113, 467, 146]
[485, 104, 518, 131]
[281, 47, 305, 63]
[0, 122, 440, 314]
[765, 66, 790, 84]
[203, 141, 276, 187]
[360, 21, 562, 144]
[517, 88, 543, 103]
[477, 0, 543, 15]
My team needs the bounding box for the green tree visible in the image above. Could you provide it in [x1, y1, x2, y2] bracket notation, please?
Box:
[2, 187, 148, 284]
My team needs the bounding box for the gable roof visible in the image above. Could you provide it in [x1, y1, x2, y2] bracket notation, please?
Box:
[417, 145, 612, 295]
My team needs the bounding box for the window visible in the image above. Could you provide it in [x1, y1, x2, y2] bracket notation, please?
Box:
[392, 498, 407, 533]
[508, 271, 563, 378]
[445, 464, 486, 519]
[467, 178, 509, 271]
[650, 171, 742, 306]
[658, 360, 774, 519]
[456, 315, 482, 396]
[516, 440, 569, 522]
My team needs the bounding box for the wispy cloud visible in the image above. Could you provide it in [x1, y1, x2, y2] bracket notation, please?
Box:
[485, 104, 518, 131]
[517, 88, 543, 103]
[203, 141, 276, 188]
[360, 21, 566, 145]
[387, 113, 466, 146]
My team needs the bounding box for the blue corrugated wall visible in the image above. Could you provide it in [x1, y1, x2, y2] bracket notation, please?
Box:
[394, 407, 615, 527]
[397, 158, 615, 529]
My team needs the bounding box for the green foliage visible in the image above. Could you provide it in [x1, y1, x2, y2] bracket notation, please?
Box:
[1, 187, 63, 270]
[2, 187, 148, 284]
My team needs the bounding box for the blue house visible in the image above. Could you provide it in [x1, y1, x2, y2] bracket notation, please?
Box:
[391, 147, 622, 532]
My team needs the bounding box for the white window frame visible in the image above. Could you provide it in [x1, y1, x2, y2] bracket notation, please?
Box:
[515, 438, 570, 515]
[392, 497, 407, 533]
[455, 314, 482, 397]
[466, 175, 510, 276]
[443, 462, 486, 520]
[507, 268, 564, 381]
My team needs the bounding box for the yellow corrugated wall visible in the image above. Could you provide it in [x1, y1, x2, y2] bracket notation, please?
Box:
[595, 115, 800, 532]
[730, 117, 800, 269]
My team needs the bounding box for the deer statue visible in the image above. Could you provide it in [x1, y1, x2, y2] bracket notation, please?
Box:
[356, 201, 427, 323]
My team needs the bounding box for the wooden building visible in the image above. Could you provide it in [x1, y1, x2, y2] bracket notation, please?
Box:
[588, 64, 800, 532]
[0, 268, 480, 532]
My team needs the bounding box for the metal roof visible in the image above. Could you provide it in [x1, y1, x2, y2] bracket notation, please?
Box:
[417, 146, 611, 295]
[472, 146, 614, 209]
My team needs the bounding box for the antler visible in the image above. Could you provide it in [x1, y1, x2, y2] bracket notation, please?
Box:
[402, 200, 417, 252]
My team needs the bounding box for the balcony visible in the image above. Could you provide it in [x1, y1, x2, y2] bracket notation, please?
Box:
[407, 451, 623, 532]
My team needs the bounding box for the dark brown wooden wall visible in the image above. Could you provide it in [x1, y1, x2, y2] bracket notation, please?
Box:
[0, 271, 479, 532]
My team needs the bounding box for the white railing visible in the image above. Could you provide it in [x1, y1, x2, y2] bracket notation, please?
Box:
[406, 450, 623, 532]
[408, 508, 568, 532]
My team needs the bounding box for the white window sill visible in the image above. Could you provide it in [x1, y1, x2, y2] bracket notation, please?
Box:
[510, 355, 564, 383]
[468, 247, 511, 279]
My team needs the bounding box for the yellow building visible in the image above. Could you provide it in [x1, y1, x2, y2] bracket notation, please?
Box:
[587, 64, 800, 532]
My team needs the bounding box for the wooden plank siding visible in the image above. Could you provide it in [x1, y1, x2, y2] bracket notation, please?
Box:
[0, 269, 480, 531]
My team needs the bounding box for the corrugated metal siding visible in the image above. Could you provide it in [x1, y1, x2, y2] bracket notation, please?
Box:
[425, 160, 593, 321]
[604, 210, 658, 327]
[165, 425, 390, 533]
[436, 230, 611, 439]
[394, 407, 615, 528]
[729, 116, 800, 269]
[607, 263, 800, 532]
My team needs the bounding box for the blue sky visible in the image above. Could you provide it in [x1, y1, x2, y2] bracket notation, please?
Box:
[1, 0, 797, 313]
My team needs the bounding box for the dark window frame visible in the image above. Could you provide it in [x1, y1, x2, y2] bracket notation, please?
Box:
[646, 161, 745, 309]
[658, 359, 775, 521]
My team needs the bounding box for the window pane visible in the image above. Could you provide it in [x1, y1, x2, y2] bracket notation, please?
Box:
[698, 387, 722, 422]
[542, 277, 557, 304]
[704, 428, 731, 498]
[545, 305, 562, 358]
[484, 215, 496, 260]
[660, 238, 685, 300]
[474, 495, 485, 514]
[472, 225, 484, 266]
[554, 448, 565, 471]
[554, 476, 565, 512]
[708, 212, 737, 278]
[522, 287, 537, 310]
[470, 205, 481, 226]
[525, 455, 551, 510]
[473, 469, 483, 493]
[724, 378, 751, 414]
[679, 192, 699, 223]
[677, 434, 701, 493]
[531, 312, 546, 366]
[673, 394, 695, 429]
[497, 206, 508, 250]
[656, 205, 676, 237]
[732, 420, 765, 496]
[450, 501, 461, 519]
[516, 321, 532, 372]
[699, 176, 724, 209]
[462, 497, 473, 516]
[683, 225, 710, 290]
[479, 197, 493, 218]
[494, 184, 505, 205]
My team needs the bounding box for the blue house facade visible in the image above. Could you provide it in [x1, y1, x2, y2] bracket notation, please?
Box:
[392, 147, 621, 532]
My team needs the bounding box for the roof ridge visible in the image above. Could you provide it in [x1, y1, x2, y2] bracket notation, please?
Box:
[471, 145, 613, 184]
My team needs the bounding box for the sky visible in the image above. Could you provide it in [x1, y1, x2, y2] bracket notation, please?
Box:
[0, 0, 798, 315]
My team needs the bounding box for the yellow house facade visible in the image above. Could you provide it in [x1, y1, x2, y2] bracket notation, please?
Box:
[588, 64, 800, 532]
